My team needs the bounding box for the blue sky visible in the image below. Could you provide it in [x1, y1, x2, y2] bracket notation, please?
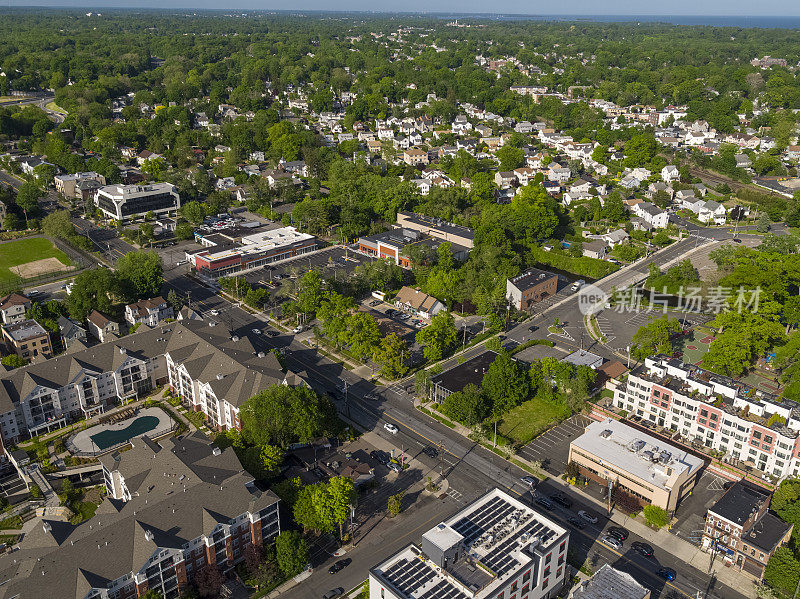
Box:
[6, 0, 800, 16]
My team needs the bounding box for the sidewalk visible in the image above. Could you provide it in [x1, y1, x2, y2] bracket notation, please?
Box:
[549, 475, 758, 598]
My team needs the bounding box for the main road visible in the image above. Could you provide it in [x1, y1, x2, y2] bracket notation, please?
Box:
[162, 258, 749, 599]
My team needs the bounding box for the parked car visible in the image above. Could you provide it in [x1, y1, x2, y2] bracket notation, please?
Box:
[656, 567, 676, 581]
[388, 461, 401, 473]
[578, 510, 598, 524]
[534, 497, 553, 510]
[422, 446, 438, 458]
[370, 450, 390, 465]
[383, 422, 398, 434]
[608, 527, 629, 542]
[292, 325, 303, 334]
[567, 516, 585, 530]
[520, 476, 536, 486]
[570, 279, 585, 292]
[323, 588, 344, 599]
[209, 309, 219, 316]
[369, 299, 381, 306]
[601, 535, 622, 550]
[385, 309, 397, 317]
[265, 330, 279, 337]
[363, 392, 380, 401]
[251, 328, 261, 335]
[328, 559, 351, 574]
[631, 541, 653, 558]
[549, 493, 572, 509]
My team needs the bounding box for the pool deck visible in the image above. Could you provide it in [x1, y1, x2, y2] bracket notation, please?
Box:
[69, 407, 174, 455]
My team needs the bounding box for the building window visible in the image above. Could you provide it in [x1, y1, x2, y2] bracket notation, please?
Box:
[542, 578, 549, 590]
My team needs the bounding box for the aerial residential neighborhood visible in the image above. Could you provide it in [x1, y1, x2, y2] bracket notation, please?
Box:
[0, 7, 799, 599]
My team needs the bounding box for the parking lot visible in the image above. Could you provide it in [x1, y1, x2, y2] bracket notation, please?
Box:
[671, 470, 730, 545]
[244, 245, 375, 288]
[516, 414, 592, 474]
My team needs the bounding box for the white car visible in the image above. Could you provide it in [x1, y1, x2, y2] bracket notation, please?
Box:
[292, 325, 303, 334]
[210, 309, 219, 316]
[251, 328, 261, 335]
[383, 423, 398, 434]
[601, 534, 622, 550]
[578, 510, 598, 524]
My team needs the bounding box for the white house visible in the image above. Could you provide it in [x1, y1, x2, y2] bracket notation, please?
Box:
[661, 165, 680, 182]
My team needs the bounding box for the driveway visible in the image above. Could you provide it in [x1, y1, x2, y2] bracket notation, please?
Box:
[671, 471, 729, 546]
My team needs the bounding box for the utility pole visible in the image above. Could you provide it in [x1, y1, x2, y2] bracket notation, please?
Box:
[439, 439, 446, 478]
[607, 480, 613, 516]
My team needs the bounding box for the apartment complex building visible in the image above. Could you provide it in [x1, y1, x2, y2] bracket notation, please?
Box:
[370, 488, 570, 599]
[569, 419, 704, 511]
[0, 430, 280, 599]
[701, 481, 792, 579]
[95, 182, 180, 221]
[0, 319, 288, 443]
[613, 355, 800, 479]
[1, 319, 52, 361]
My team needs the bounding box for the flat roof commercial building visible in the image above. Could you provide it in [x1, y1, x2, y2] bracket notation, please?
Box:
[369, 488, 570, 599]
[568, 564, 650, 599]
[396, 211, 475, 249]
[95, 182, 180, 221]
[358, 227, 469, 270]
[429, 350, 499, 403]
[191, 226, 317, 278]
[1, 318, 52, 361]
[506, 269, 559, 311]
[569, 418, 704, 512]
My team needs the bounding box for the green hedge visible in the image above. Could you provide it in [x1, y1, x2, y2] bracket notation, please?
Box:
[530, 245, 619, 279]
[509, 339, 554, 355]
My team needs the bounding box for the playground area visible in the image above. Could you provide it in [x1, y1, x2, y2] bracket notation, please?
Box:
[673, 325, 782, 395]
[68, 407, 174, 455]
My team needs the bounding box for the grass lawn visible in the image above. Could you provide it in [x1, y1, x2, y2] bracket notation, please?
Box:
[0, 237, 71, 283]
[45, 101, 67, 114]
[499, 397, 572, 444]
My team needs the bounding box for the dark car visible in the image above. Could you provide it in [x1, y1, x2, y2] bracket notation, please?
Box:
[422, 446, 438, 458]
[535, 497, 553, 510]
[608, 527, 629, 542]
[328, 559, 351, 574]
[528, 325, 539, 333]
[632, 542, 654, 558]
[265, 330, 279, 337]
[733, 238, 742, 243]
[370, 450, 390, 465]
[567, 516, 585, 529]
[550, 493, 573, 509]
[323, 588, 345, 599]
[656, 567, 676, 581]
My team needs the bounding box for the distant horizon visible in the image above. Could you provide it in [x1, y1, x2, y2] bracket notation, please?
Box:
[1, 6, 800, 19]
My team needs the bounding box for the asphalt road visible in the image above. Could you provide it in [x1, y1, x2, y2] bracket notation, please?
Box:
[161, 269, 747, 599]
[72, 216, 137, 261]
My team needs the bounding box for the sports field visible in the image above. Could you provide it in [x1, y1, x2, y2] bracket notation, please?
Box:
[0, 237, 72, 282]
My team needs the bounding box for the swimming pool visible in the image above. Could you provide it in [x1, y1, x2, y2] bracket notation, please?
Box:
[89, 415, 160, 450]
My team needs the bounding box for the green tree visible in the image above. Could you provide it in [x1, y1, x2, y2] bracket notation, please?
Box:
[16, 181, 41, 226]
[439, 383, 490, 427]
[275, 531, 309, 577]
[345, 311, 380, 361]
[293, 483, 323, 532]
[601, 192, 627, 222]
[66, 267, 116, 320]
[481, 350, 530, 415]
[42, 210, 74, 239]
[764, 547, 800, 597]
[175, 222, 194, 240]
[115, 250, 163, 301]
[373, 333, 408, 379]
[166, 289, 183, 312]
[496, 145, 524, 171]
[3, 213, 22, 231]
[180, 201, 206, 224]
[416, 311, 458, 361]
[320, 476, 356, 540]
[388, 491, 404, 517]
[1, 355, 27, 369]
[259, 444, 285, 478]
[630, 315, 681, 359]
[30, 483, 42, 499]
[317, 291, 355, 348]
[642, 504, 670, 529]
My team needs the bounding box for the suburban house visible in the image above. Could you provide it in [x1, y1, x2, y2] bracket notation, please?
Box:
[86, 310, 120, 342]
[506, 268, 559, 311]
[393, 286, 445, 320]
[54, 171, 106, 199]
[125, 296, 174, 328]
[701, 481, 792, 579]
[698, 200, 728, 224]
[582, 239, 609, 260]
[403, 148, 429, 166]
[58, 315, 87, 350]
[0, 293, 31, 325]
[632, 201, 670, 228]
[587, 228, 629, 247]
[494, 171, 516, 188]
[661, 165, 680, 182]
